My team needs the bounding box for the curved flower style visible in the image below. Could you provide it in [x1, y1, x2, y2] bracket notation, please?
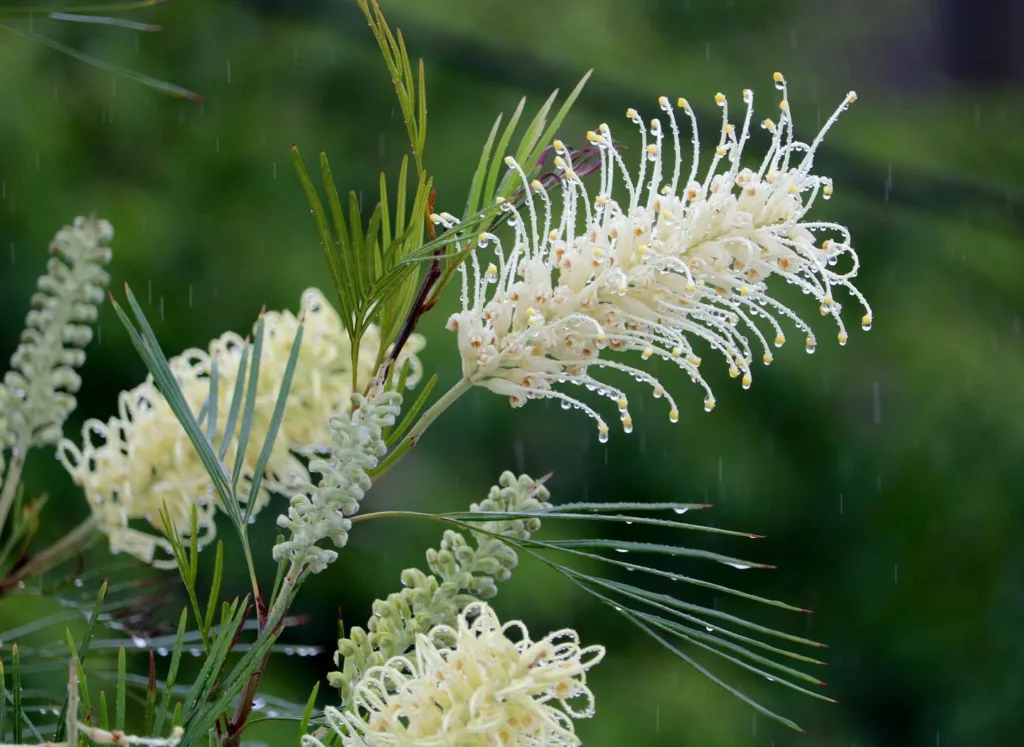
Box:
[309, 601, 604, 747]
[443, 74, 870, 441]
[58, 288, 424, 566]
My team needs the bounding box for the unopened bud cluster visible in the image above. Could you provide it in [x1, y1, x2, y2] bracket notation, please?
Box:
[274, 388, 403, 574]
[1, 216, 112, 454]
[328, 471, 551, 702]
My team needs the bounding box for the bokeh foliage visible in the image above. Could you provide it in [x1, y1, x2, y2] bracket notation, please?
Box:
[1, 0, 1022, 745]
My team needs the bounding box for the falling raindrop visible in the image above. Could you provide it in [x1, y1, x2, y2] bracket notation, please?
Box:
[872, 381, 882, 424]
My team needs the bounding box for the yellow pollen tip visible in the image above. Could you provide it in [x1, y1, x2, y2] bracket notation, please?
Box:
[658, 95, 669, 106]
[763, 352, 773, 365]
[670, 347, 682, 358]
[823, 184, 834, 196]
[677, 97, 689, 109]
[742, 373, 752, 387]
[617, 397, 628, 409]
[626, 107, 638, 119]
[686, 354, 701, 366]
[586, 130, 603, 143]
[669, 409, 679, 423]
[714, 92, 725, 104]
[552, 139, 565, 151]
[647, 144, 658, 155]
[729, 365, 739, 378]
[495, 196, 506, 204]
[847, 91, 858, 103]
[788, 184, 799, 194]
[503, 155, 516, 167]
[739, 285, 749, 295]
[779, 99, 790, 112]
[565, 168, 577, 179]
[598, 422, 609, 433]
[838, 332, 849, 345]
[685, 281, 696, 292]
[775, 333, 786, 346]
[762, 118, 775, 129]
[716, 146, 727, 156]
[597, 331, 607, 341]
[530, 179, 543, 191]
[773, 71, 784, 82]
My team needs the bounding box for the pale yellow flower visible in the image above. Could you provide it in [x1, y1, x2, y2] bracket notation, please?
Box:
[319, 601, 604, 746]
[58, 288, 424, 566]
[445, 74, 869, 441]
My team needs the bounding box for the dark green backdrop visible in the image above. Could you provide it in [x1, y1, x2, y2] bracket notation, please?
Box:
[1, 1, 1022, 745]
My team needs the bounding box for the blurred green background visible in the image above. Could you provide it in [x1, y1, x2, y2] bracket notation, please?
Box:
[2, 0, 1023, 745]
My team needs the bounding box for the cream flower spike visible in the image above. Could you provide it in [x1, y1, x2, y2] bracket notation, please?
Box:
[448, 74, 870, 440]
[306, 601, 604, 747]
[58, 288, 424, 566]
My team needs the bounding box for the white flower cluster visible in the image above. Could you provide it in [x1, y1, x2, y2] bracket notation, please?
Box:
[57, 288, 423, 566]
[307, 601, 604, 747]
[442, 74, 870, 440]
[274, 386, 402, 574]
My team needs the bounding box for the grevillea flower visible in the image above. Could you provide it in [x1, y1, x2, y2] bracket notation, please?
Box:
[442, 74, 870, 441]
[308, 601, 604, 747]
[58, 288, 424, 566]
